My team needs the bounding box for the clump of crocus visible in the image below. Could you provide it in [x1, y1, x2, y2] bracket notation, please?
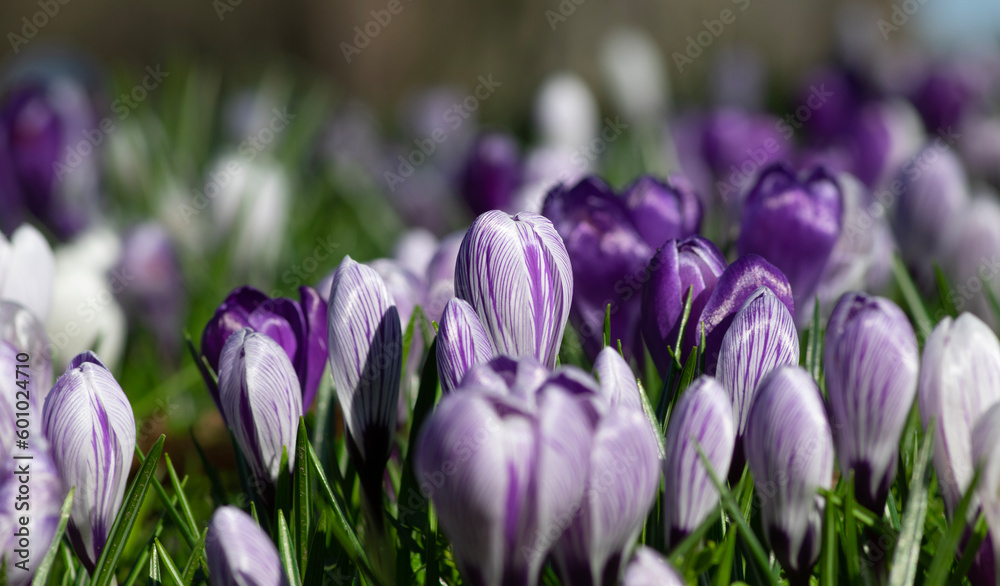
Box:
[825, 292, 918, 511]
[206, 506, 288, 586]
[42, 352, 136, 573]
[745, 365, 834, 583]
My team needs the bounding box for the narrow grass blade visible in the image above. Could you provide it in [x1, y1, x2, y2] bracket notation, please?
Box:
[925, 467, 982, 586]
[843, 472, 862, 582]
[398, 339, 440, 528]
[276, 511, 302, 586]
[31, 488, 74, 586]
[164, 454, 199, 536]
[888, 422, 934, 586]
[712, 521, 738, 586]
[892, 255, 933, 341]
[92, 435, 166, 586]
[307, 442, 373, 578]
[674, 286, 694, 357]
[933, 264, 957, 317]
[135, 444, 198, 548]
[293, 418, 312, 573]
[147, 544, 161, 586]
[154, 539, 183, 586]
[273, 446, 292, 535]
[820, 486, 839, 586]
[806, 297, 823, 387]
[189, 427, 227, 508]
[603, 303, 612, 348]
[951, 514, 988, 583]
[181, 529, 208, 585]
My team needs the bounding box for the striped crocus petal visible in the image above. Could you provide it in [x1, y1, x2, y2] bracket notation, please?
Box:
[552, 407, 660, 586]
[206, 506, 288, 586]
[717, 287, 798, 457]
[0, 300, 53, 408]
[218, 329, 302, 487]
[745, 365, 834, 577]
[455, 210, 573, 369]
[593, 346, 643, 412]
[697, 253, 793, 374]
[297, 286, 329, 411]
[327, 256, 402, 484]
[41, 352, 136, 573]
[973, 403, 1000, 568]
[824, 292, 918, 512]
[459, 355, 549, 402]
[662, 376, 735, 549]
[920, 313, 1000, 518]
[622, 547, 685, 586]
[437, 298, 495, 393]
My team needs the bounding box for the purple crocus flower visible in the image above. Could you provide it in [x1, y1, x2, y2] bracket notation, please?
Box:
[455, 210, 572, 369]
[843, 101, 924, 189]
[459, 132, 521, 216]
[458, 355, 550, 400]
[201, 285, 328, 411]
[716, 287, 799, 477]
[593, 346, 643, 412]
[911, 64, 988, 132]
[825, 292, 918, 512]
[437, 298, 495, 393]
[621, 175, 702, 250]
[940, 197, 1000, 328]
[661, 376, 735, 549]
[0, 439, 63, 585]
[327, 256, 401, 502]
[745, 365, 834, 580]
[737, 163, 842, 319]
[218, 329, 301, 489]
[206, 506, 288, 586]
[542, 176, 651, 361]
[621, 547, 685, 586]
[697, 254, 794, 374]
[920, 313, 1000, 518]
[415, 378, 593, 586]
[640, 236, 727, 376]
[41, 352, 135, 573]
[699, 108, 790, 203]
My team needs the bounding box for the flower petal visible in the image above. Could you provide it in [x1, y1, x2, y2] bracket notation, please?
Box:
[438, 298, 496, 393]
[206, 506, 288, 586]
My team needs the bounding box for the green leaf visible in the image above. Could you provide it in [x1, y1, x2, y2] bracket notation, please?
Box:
[293, 418, 312, 574]
[276, 511, 303, 586]
[843, 471, 862, 582]
[398, 339, 440, 528]
[602, 303, 612, 348]
[820, 485, 839, 586]
[892, 255, 933, 341]
[154, 539, 184, 586]
[32, 487, 74, 586]
[712, 521, 738, 586]
[302, 520, 330, 585]
[951, 513, 988, 583]
[888, 422, 934, 586]
[667, 503, 717, 563]
[273, 445, 292, 535]
[806, 296, 823, 388]
[181, 529, 209, 585]
[984, 285, 1000, 329]
[92, 435, 165, 586]
[147, 544, 161, 586]
[675, 286, 694, 357]
[124, 482, 186, 586]
[933, 263, 957, 317]
[164, 454, 199, 537]
[189, 427, 227, 508]
[134, 444, 198, 548]
[925, 467, 983, 586]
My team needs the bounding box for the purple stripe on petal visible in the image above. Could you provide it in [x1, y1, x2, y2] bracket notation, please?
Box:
[437, 298, 496, 393]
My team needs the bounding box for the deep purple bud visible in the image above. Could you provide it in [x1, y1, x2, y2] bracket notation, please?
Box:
[327, 256, 401, 498]
[737, 164, 842, 317]
[621, 175, 702, 249]
[700, 109, 790, 179]
[456, 211, 573, 369]
[621, 547, 685, 586]
[218, 330, 301, 488]
[697, 254, 793, 374]
[201, 286, 270, 374]
[824, 293, 918, 511]
[459, 132, 521, 216]
[920, 313, 1000, 517]
[844, 101, 923, 188]
[640, 236, 727, 376]
[912, 65, 987, 132]
[542, 176, 651, 361]
[745, 366, 834, 579]
[42, 352, 136, 573]
[437, 298, 495, 393]
[206, 506, 288, 586]
[662, 376, 735, 549]
[415, 383, 593, 586]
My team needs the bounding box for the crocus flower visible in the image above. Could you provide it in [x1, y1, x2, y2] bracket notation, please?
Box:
[437, 298, 495, 393]
[218, 329, 301, 489]
[699, 108, 790, 207]
[593, 346, 643, 412]
[940, 197, 1000, 328]
[42, 352, 135, 573]
[843, 100, 924, 189]
[973, 403, 1000, 569]
[534, 72, 599, 152]
[415, 379, 593, 586]
[0, 224, 55, 322]
[455, 210, 572, 369]
[825, 292, 918, 511]
[716, 287, 799, 476]
[621, 547, 685, 586]
[327, 256, 401, 502]
[459, 132, 521, 216]
[745, 365, 834, 580]
[458, 355, 549, 400]
[737, 163, 842, 319]
[0, 300, 54, 410]
[206, 506, 288, 586]
[621, 175, 702, 250]
[920, 313, 1000, 517]
[202, 285, 328, 412]
[661, 376, 735, 549]
[911, 64, 988, 131]
[542, 177, 652, 360]
[640, 236, 727, 376]
[697, 254, 794, 374]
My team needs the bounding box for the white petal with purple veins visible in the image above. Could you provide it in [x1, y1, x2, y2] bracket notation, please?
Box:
[437, 298, 495, 393]
[206, 506, 288, 586]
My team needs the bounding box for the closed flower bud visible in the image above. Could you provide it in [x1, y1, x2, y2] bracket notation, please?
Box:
[621, 174, 702, 250]
[206, 506, 288, 586]
[437, 298, 495, 393]
[456, 210, 572, 369]
[825, 292, 918, 511]
[459, 132, 521, 216]
[662, 376, 735, 548]
[42, 352, 136, 573]
[745, 366, 834, 579]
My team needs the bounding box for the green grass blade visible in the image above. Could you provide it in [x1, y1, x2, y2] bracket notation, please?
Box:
[933, 264, 957, 317]
[163, 454, 198, 536]
[712, 521, 738, 586]
[925, 467, 983, 586]
[820, 486, 839, 586]
[806, 296, 823, 387]
[92, 435, 165, 586]
[135, 444, 198, 548]
[398, 338, 440, 529]
[293, 417, 312, 574]
[667, 503, 718, 562]
[154, 539, 183, 586]
[888, 423, 934, 586]
[276, 511, 302, 586]
[31, 488, 74, 586]
[603, 303, 612, 348]
[181, 529, 208, 585]
[674, 286, 694, 358]
[147, 544, 161, 586]
[189, 427, 227, 508]
[984, 285, 1000, 329]
[273, 446, 292, 535]
[843, 472, 862, 582]
[892, 255, 933, 341]
[950, 513, 988, 583]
